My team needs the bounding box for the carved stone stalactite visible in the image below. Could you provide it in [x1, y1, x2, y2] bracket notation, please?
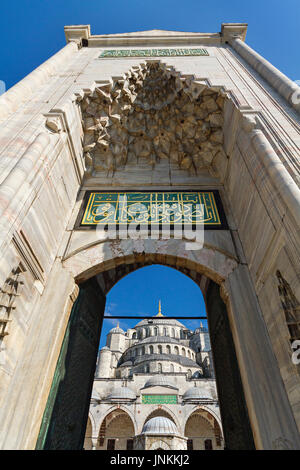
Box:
[0, 264, 25, 341]
[77, 62, 227, 177]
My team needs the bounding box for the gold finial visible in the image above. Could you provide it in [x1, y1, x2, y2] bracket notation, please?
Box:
[156, 299, 163, 317]
[200, 322, 203, 328]
[117, 321, 120, 328]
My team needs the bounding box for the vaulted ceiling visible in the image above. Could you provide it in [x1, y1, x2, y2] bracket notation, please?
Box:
[78, 62, 226, 177]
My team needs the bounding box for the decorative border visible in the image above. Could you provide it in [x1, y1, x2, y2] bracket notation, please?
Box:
[75, 190, 228, 231]
[99, 48, 209, 58]
[142, 394, 178, 404]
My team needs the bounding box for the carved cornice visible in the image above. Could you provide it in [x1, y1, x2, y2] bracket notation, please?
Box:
[221, 23, 248, 43]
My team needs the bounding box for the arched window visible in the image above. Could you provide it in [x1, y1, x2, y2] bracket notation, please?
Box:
[171, 328, 175, 337]
[149, 345, 154, 354]
[163, 328, 167, 336]
[132, 332, 137, 339]
[187, 369, 192, 378]
[166, 345, 171, 355]
[158, 345, 162, 354]
[142, 346, 145, 356]
[187, 350, 191, 358]
[182, 348, 186, 357]
[146, 328, 150, 337]
[174, 346, 179, 355]
[154, 327, 158, 336]
[145, 364, 150, 373]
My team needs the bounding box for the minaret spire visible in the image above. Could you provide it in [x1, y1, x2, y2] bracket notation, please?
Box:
[156, 299, 164, 317]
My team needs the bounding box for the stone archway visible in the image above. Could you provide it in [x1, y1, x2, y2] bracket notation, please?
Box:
[184, 408, 223, 450]
[30, 58, 300, 452]
[33, 236, 300, 450]
[143, 408, 178, 433]
[96, 409, 135, 450]
[36, 245, 255, 450]
[83, 416, 93, 450]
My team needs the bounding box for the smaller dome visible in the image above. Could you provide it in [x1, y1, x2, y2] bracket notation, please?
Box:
[182, 387, 212, 401]
[142, 417, 178, 435]
[109, 326, 125, 334]
[106, 387, 136, 401]
[143, 376, 178, 390]
[100, 346, 110, 351]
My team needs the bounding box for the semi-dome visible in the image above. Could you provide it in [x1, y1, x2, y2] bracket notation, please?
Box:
[142, 417, 178, 435]
[106, 387, 136, 401]
[143, 376, 178, 390]
[182, 387, 212, 401]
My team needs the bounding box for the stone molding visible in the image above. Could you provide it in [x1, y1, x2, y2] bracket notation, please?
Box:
[221, 23, 248, 43]
[64, 24, 222, 47]
[0, 42, 78, 123]
[229, 37, 300, 114]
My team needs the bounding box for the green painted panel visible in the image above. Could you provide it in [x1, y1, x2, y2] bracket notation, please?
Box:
[81, 191, 221, 226]
[142, 394, 177, 404]
[100, 48, 209, 58]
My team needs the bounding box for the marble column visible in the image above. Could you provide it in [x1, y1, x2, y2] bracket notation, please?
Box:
[230, 37, 300, 113]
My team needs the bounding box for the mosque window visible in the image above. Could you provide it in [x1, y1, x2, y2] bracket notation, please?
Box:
[158, 345, 162, 354]
[182, 348, 186, 357]
[187, 439, 193, 450]
[205, 439, 213, 450]
[126, 440, 134, 450]
[174, 346, 179, 355]
[132, 332, 137, 339]
[149, 345, 154, 354]
[107, 439, 115, 450]
[154, 327, 158, 336]
[166, 345, 171, 354]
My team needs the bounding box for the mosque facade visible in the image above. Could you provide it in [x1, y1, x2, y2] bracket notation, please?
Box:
[84, 303, 223, 450]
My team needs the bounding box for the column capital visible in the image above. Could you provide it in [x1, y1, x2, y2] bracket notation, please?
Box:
[221, 23, 248, 43]
[64, 25, 91, 45]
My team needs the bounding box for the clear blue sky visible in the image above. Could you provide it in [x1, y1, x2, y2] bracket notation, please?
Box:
[1, 0, 300, 92]
[100, 265, 207, 348]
